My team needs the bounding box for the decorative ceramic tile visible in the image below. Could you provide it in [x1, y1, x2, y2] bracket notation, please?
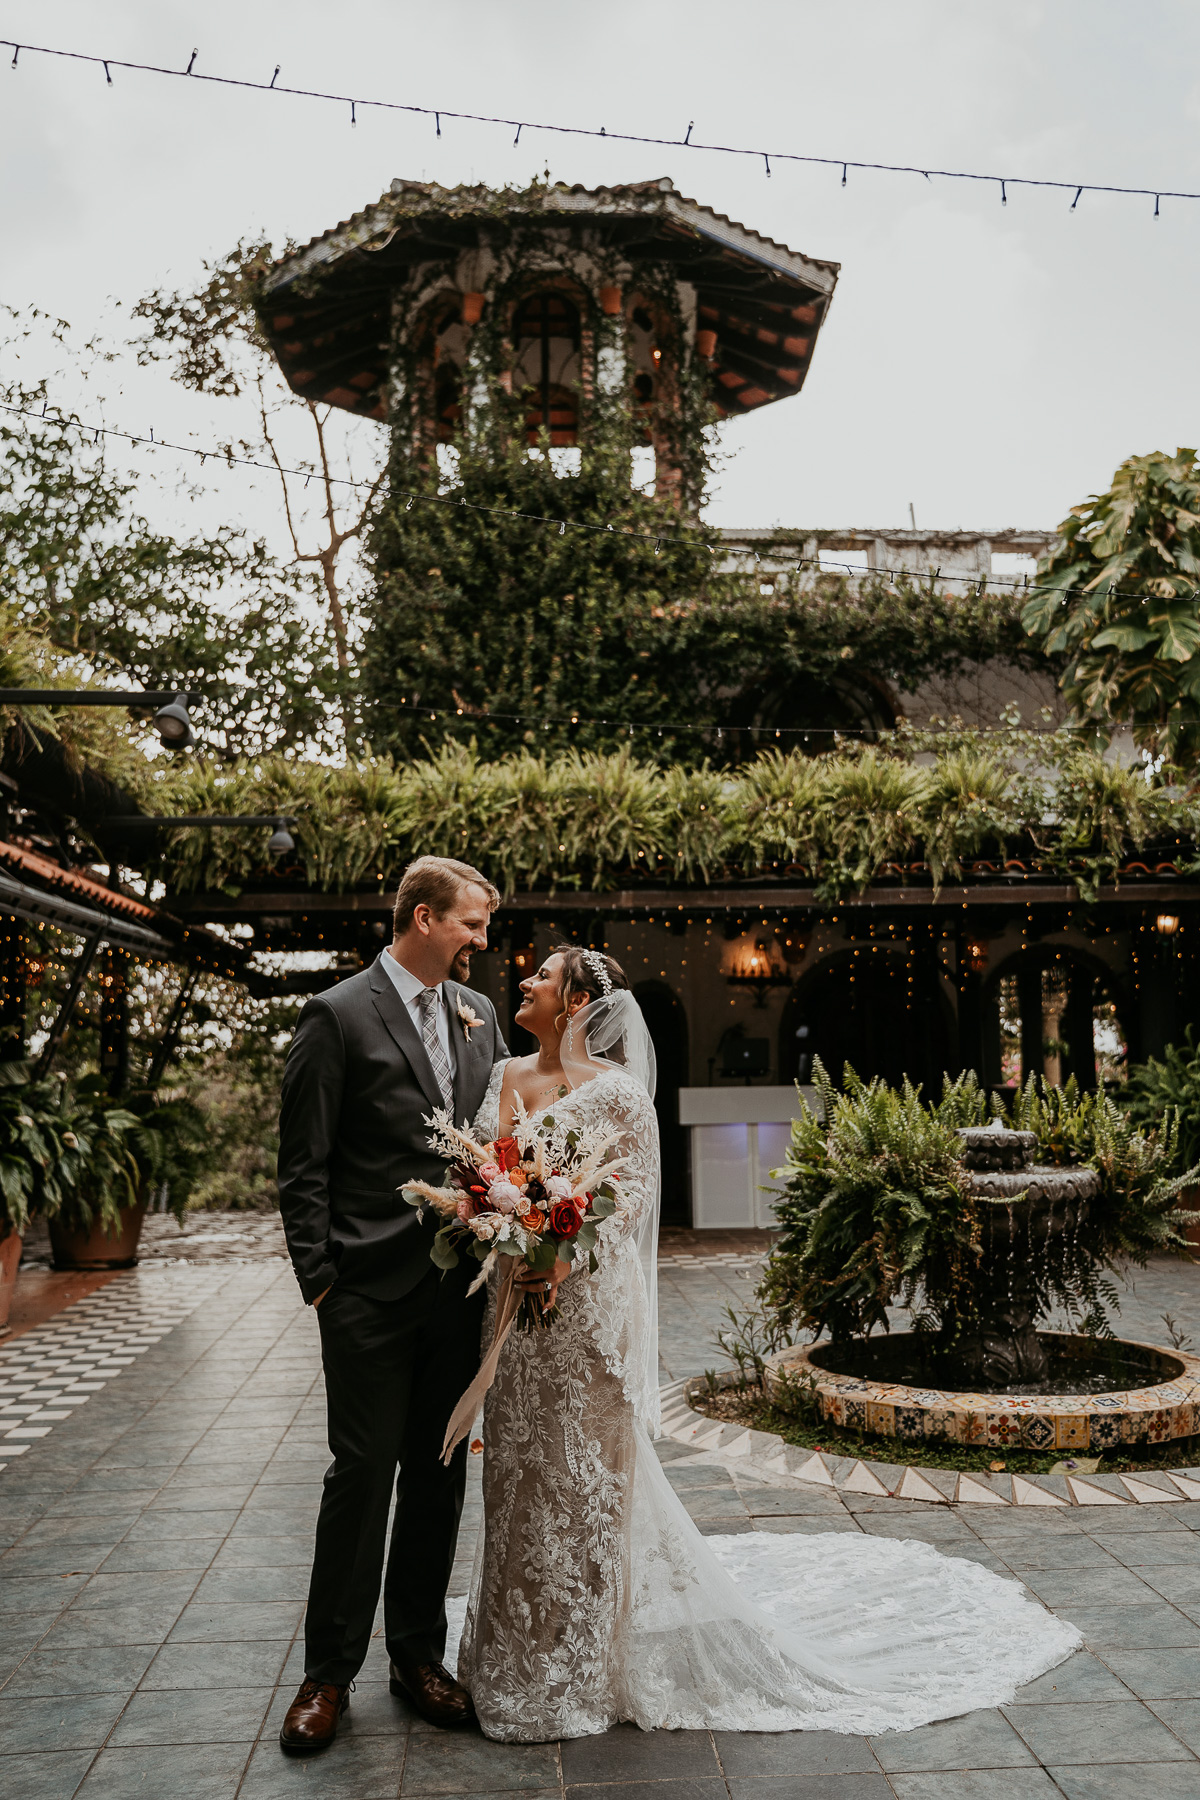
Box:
[1088, 1413, 1122, 1451]
[1054, 1414, 1090, 1450]
[866, 1401, 896, 1436]
[841, 1399, 866, 1431]
[893, 1406, 926, 1442]
[1022, 1414, 1056, 1452]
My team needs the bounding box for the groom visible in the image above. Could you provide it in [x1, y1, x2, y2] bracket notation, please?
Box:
[276, 855, 507, 1753]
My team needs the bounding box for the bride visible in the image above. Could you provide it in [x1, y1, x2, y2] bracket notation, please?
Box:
[454, 945, 1080, 1742]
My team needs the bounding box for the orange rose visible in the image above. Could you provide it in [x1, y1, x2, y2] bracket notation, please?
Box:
[493, 1136, 521, 1172]
[522, 1206, 545, 1232]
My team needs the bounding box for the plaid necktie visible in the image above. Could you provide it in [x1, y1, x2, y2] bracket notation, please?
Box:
[417, 986, 455, 1112]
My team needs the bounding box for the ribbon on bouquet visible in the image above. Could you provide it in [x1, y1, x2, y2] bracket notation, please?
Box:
[440, 1260, 521, 1465]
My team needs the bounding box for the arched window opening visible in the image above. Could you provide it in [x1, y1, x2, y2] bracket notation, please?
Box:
[633, 980, 690, 1226]
[512, 291, 581, 446]
[992, 958, 1127, 1093]
[413, 297, 469, 445]
[627, 301, 661, 443]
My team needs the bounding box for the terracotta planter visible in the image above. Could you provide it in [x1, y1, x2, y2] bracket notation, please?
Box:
[0, 1225, 22, 1332]
[461, 291, 485, 325]
[598, 285, 622, 317]
[695, 328, 718, 361]
[49, 1197, 148, 1271]
[1179, 1183, 1200, 1250]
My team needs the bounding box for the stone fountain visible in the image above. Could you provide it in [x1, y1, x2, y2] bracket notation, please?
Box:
[764, 1120, 1200, 1457]
[952, 1122, 1099, 1389]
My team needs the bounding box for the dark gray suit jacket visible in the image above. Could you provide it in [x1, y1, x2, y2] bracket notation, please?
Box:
[277, 954, 508, 1304]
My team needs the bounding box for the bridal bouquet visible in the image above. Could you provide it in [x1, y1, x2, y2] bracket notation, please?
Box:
[401, 1102, 625, 1332]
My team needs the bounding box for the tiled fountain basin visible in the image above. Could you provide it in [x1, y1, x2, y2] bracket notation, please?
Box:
[763, 1331, 1200, 1454]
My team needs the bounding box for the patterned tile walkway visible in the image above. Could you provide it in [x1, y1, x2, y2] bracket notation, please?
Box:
[1, 1254, 1200, 1796]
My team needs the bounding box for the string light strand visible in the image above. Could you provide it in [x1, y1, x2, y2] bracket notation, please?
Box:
[3, 400, 1190, 609]
[1, 37, 1196, 212]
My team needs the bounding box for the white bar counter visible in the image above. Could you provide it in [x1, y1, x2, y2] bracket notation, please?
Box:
[678, 1085, 817, 1229]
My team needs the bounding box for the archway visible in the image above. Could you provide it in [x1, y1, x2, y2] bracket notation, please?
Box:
[512, 291, 582, 446]
[778, 949, 951, 1092]
[633, 980, 690, 1227]
[983, 946, 1130, 1092]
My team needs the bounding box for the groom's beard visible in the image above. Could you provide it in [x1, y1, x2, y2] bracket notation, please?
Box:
[450, 947, 472, 983]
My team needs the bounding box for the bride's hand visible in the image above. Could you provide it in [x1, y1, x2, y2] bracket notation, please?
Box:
[514, 1256, 572, 1311]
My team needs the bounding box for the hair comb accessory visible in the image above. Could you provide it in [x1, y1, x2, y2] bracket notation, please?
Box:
[582, 949, 613, 996]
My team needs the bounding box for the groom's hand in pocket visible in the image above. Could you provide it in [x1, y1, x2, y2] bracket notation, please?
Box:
[312, 1286, 331, 1309]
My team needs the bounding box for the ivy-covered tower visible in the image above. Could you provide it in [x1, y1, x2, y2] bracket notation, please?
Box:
[258, 177, 838, 505]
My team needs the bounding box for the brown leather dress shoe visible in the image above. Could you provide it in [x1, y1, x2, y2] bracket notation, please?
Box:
[389, 1659, 475, 1727]
[278, 1678, 350, 1753]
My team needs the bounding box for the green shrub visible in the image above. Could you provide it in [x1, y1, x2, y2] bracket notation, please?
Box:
[1123, 1031, 1200, 1177]
[760, 1062, 1198, 1350]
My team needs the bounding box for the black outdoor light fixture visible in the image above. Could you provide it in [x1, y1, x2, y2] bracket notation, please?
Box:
[102, 816, 299, 858]
[0, 688, 200, 750]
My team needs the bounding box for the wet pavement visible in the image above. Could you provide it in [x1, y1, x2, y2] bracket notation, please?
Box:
[1, 1242, 1199, 1798]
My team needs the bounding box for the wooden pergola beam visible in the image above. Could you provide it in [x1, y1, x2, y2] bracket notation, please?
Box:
[164, 882, 1198, 919]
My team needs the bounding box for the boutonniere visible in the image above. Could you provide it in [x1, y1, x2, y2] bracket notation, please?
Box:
[457, 999, 485, 1040]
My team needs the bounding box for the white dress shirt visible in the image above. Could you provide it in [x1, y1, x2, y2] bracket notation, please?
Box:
[380, 948, 452, 1066]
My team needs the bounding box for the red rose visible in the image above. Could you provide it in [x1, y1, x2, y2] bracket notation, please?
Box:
[549, 1200, 583, 1240]
[493, 1136, 521, 1172]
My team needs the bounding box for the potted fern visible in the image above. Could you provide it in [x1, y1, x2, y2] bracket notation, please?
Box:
[43, 1080, 210, 1270]
[0, 1062, 91, 1326]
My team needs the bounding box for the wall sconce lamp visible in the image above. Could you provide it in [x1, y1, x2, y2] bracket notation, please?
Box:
[1155, 914, 1181, 937]
[722, 935, 791, 1008]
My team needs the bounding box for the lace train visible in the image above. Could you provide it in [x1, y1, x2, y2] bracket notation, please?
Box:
[457, 1064, 1080, 1740]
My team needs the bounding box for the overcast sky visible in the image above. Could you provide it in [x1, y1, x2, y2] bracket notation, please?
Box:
[2, 0, 1198, 551]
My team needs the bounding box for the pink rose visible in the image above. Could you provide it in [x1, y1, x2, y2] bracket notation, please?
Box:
[488, 1179, 521, 1214]
[456, 1198, 473, 1223]
[478, 1162, 502, 1185]
[545, 1175, 572, 1200]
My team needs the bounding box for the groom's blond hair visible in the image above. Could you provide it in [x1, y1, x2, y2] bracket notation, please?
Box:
[393, 855, 500, 935]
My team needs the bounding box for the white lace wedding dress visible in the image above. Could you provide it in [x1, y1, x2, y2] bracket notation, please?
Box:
[453, 1064, 1080, 1743]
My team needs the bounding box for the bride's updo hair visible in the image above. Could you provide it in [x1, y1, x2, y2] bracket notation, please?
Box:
[552, 944, 629, 1014]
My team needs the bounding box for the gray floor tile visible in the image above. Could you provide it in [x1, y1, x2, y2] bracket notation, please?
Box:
[4, 1644, 156, 1698]
[570, 1783, 728, 1800]
[166, 1599, 306, 1642]
[141, 1638, 292, 1690]
[888, 1775, 1071, 1799]
[0, 1689, 126, 1752]
[869, 1709, 1036, 1772]
[70, 1572, 197, 1611]
[75, 1741, 253, 1797]
[1150, 1703, 1200, 1756]
[37, 1600, 186, 1649]
[1139, 1568, 1200, 1605]
[0, 1573, 89, 1615]
[96, 1541, 216, 1574]
[714, 1729, 878, 1775]
[1064, 1604, 1200, 1649]
[1098, 1649, 1200, 1700]
[1013, 1651, 1134, 1702]
[402, 1729, 561, 1794]
[562, 1723, 718, 1783]
[192, 1566, 310, 1604]
[1005, 1699, 1190, 1764]
[240, 1731, 408, 1798]
[109, 1685, 274, 1746]
[0, 1747, 94, 1798]
[1046, 1764, 1200, 1799]
[1018, 1569, 1162, 1608]
[1094, 1532, 1200, 1566]
[209, 1536, 312, 1569]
